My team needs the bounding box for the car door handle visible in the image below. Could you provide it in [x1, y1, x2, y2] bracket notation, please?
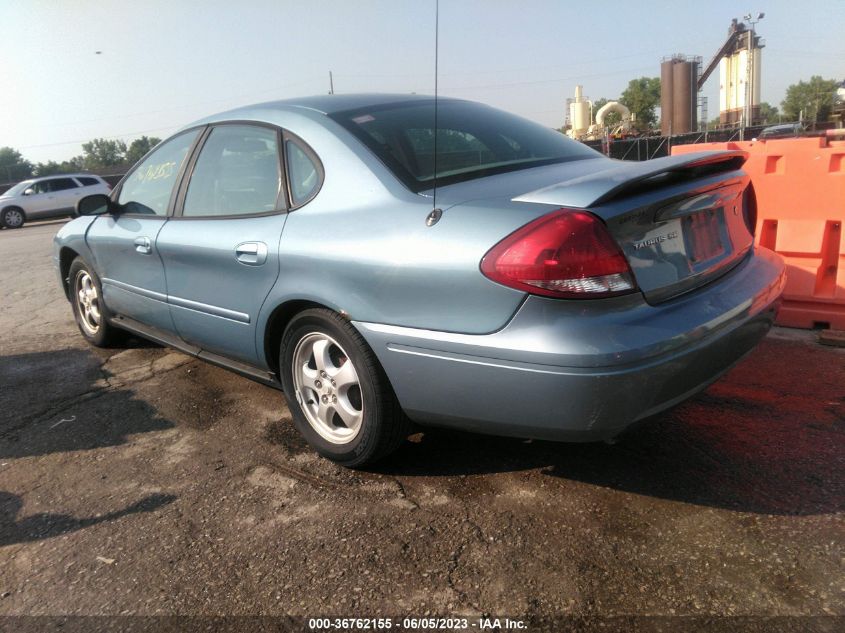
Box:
[235, 241, 268, 265]
[134, 236, 152, 254]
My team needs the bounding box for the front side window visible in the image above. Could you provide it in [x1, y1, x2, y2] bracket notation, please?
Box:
[5, 181, 34, 196]
[330, 100, 600, 192]
[183, 125, 282, 217]
[30, 181, 50, 194]
[118, 129, 200, 216]
[286, 139, 320, 207]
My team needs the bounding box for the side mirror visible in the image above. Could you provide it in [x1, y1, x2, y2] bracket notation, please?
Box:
[23, 188, 34, 196]
[76, 194, 115, 217]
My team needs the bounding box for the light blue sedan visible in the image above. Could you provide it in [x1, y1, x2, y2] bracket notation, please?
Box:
[54, 94, 785, 467]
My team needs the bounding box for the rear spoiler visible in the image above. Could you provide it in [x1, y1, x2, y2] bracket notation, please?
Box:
[513, 150, 748, 208]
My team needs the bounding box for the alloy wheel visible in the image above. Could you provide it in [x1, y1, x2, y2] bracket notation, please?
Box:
[292, 332, 364, 444]
[75, 271, 101, 335]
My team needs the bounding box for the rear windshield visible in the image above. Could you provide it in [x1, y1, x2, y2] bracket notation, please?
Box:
[329, 100, 600, 192]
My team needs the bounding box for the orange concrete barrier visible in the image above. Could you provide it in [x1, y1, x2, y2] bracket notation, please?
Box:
[672, 136, 845, 330]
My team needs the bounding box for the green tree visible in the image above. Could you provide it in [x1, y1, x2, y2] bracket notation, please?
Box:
[62, 156, 85, 173]
[33, 160, 64, 177]
[125, 136, 161, 166]
[620, 77, 661, 129]
[81, 138, 127, 170]
[781, 76, 839, 122]
[34, 155, 86, 176]
[757, 102, 780, 124]
[0, 147, 34, 182]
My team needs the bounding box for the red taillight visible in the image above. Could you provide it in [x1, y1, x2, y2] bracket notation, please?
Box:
[480, 209, 636, 299]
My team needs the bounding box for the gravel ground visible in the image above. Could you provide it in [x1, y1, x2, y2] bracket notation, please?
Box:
[0, 221, 843, 632]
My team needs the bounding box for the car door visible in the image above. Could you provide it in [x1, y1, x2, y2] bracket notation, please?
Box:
[86, 129, 202, 334]
[41, 177, 82, 217]
[22, 180, 53, 218]
[155, 123, 287, 365]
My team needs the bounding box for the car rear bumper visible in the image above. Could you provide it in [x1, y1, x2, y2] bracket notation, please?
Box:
[354, 247, 786, 441]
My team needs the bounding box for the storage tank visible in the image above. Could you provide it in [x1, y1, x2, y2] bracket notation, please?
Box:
[567, 85, 592, 139]
[717, 27, 764, 125]
[671, 60, 697, 134]
[661, 56, 699, 135]
[660, 60, 675, 136]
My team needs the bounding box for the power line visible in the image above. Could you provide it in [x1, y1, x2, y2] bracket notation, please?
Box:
[335, 65, 658, 96]
[23, 78, 324, 131]
[332, 49, 667, 80]
[17, 125, 179, 150]
[449, 65, 656, 91]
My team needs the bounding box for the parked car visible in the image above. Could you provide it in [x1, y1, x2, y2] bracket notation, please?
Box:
[54, 95, 785, 467]
[757, 123, 805, 140]
[1, 174, 111, 228]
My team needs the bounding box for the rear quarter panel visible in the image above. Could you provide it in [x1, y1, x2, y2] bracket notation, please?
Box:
[269, 195, 544, 334]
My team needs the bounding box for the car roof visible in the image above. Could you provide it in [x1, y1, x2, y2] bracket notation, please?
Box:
[188, 93, 478, 128]
[32, 173, 101, 181]
[228, 93, 447, 116]
[762, 123, 800, 131]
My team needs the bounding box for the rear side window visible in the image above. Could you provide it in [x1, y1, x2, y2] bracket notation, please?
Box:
[119, 130, 200, 216]
[76, 176, 100, 186]
[330, 100, 600, 192]
[285, 139, 321, 207]
[48, 178, 79, 191]
[182, 125, 282, 217]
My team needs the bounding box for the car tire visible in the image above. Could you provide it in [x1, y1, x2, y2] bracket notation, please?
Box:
[68, 257, 123, 347]
[280, 308, 410, 468]
[1, 207, 26, 229]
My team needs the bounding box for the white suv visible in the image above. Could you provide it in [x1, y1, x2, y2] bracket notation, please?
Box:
[0, 174, 112, 229]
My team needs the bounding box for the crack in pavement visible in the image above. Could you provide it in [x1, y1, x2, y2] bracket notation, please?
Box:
[391, 477, 420, 510]
[0, 352, 193, 440]
[267, 461, 344, 490]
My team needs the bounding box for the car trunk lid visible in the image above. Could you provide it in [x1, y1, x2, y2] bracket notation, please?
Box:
[514, 151, 754, 304]
[428, 150, 754, 305]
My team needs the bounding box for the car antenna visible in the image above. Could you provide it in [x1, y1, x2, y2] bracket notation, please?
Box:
[426, 0, 443, 227]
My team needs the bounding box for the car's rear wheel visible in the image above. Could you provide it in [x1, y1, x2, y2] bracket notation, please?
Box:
[1, 207, 25, 229]
[280, 308, 409, 468]
[69, 257, 122, 347]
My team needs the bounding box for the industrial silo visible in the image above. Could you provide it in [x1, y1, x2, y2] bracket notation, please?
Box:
[568, 85, 591, 139]
[661, 56, 699, 135]
[672, 59, 698, 134]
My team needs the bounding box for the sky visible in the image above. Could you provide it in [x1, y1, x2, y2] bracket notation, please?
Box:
[1, 0, 843, 164]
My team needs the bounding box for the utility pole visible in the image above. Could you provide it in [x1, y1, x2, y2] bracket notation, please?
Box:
[745, 25, 752, 131]
[328, 71, 334, 95]
[743, 12, 764, 129]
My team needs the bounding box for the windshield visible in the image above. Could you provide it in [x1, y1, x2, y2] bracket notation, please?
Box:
[330, 100, 600, 192]
[3, 180, 35, 196]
